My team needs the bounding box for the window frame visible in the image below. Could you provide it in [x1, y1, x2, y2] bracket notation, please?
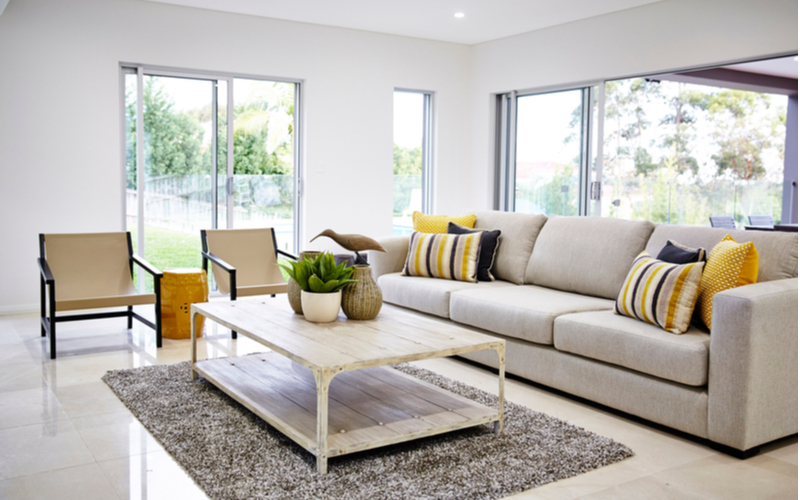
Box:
[394, 88, 435, 214]
[119, 63, 304, 257]
[495, 85, 596, 216]
[495, 53, 798, 223]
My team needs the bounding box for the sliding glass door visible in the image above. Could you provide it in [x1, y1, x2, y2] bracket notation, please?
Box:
[497, 88, 592, 215]
[124, 67, 300, 291]
[231, 78, 297, 252]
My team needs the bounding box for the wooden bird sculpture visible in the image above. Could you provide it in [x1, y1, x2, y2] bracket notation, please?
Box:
[310, 229, 386, 265]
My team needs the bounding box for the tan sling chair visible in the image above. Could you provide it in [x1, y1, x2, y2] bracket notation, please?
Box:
[38, 232, 162, 359]
[200, 228, 296, 339]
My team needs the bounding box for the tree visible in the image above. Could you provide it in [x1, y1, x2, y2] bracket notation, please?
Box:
[703, 90, 779, 181]
[126, 78, 209, 188]
[393, 144, 422, 215]
[659, 83, 704, 176]
[393, 144, 421, 175]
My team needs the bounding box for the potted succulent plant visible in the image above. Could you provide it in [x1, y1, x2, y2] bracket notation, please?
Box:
[278, 252, 357, 323]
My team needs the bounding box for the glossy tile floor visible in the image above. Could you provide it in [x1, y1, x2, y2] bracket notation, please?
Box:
[0, 302, 796, 500]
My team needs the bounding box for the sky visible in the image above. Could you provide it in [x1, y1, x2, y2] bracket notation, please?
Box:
[393, 91, 425, 149]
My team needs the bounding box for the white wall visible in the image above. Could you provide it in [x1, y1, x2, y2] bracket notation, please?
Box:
[0, 0, 471, 313]
[0, 0, 797, 313]
[468, 0, 799, 208]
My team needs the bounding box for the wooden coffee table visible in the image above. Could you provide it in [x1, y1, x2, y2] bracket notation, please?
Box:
[190, 299, 505, 474]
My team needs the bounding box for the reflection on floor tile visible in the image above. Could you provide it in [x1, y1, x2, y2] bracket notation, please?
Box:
[0, 386, 69, 430]
[653, 454, 797, 499]
[579, 474, 708, 500]
[0, 362, 47, 394]
[0, 309, 795, 500]
[0, 463, 119, 500]
[763, 435, 798, 466]
[98, 450, 208, 500]
[72, 411, 164, 462]
[0, 419, 94, 480]
[49, 381, 128, 419]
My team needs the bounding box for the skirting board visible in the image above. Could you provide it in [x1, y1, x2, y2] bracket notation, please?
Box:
[0, 303, 38, 316]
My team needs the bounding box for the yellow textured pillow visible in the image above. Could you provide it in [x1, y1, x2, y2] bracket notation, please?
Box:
[412, 211, 477, 233]
[698, 235, 759, 329]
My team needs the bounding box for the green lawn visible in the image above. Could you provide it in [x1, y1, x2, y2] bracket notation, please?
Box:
[130, 226, 204, 292]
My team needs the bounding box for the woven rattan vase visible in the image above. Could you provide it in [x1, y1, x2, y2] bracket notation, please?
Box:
[288, 251, 322, 314]
[341, 265, 382, 320]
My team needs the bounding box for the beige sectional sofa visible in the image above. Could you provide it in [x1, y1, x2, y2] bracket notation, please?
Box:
[371, 211, 798, 455]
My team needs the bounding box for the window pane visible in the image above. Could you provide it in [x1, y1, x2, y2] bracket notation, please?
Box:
[602, 79, 786, 226]
[515, 90, 583, 215]
[125, 73, 139, 288]
[393, 92, 425, 235]
[232, 79, 296, 253]
[141, 76, 212, 291]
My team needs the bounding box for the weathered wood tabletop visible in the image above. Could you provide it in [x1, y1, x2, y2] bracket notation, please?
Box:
[191, 299, 505, 474]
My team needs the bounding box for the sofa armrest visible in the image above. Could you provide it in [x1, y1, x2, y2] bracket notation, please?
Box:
[708, 277, 798, 451]
[369, 236, 409, 280]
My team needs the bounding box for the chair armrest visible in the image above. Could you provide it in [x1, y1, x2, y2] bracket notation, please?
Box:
[38, 257, 54, 284]
[708, 278, 798, 451]
[201, 251, 235, 273]
[370, 236, 410, 280]
[131, 254, 163, 278]
[277, 249, 298, 261]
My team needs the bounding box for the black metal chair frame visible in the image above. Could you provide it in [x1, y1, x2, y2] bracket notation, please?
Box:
[38, 232, 163, 359]
[200, 227, 297, 339]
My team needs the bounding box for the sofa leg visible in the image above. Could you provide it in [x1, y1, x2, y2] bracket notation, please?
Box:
[710, 442, 761, 459]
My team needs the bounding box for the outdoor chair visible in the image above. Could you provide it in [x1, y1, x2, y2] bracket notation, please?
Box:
[709, 216, 736, 229]
[38, 232, 162, 359]
[748, 215, 775, 227]
[201, 228, 296, 339]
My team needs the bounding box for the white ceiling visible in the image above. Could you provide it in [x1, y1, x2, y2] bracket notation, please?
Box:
[145, 0, 665, 45]
[724, 57, 798, 79]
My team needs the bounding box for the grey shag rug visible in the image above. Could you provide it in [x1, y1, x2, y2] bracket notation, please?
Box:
[102, 357, 633, 500]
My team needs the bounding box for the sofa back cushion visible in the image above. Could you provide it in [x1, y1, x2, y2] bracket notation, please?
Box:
[526, 216, 655, 299]
[645, 224, 798, 282]
[473, 211, 548, 284]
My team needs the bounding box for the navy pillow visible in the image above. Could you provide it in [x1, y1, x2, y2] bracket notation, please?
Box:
[657, 240, 706, 264]
[447, 222, 501, 282]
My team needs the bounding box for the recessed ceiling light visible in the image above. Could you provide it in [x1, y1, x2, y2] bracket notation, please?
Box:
[454, 12, 465, 18]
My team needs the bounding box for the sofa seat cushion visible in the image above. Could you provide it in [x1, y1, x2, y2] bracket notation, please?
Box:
[554, 310, 710, 386]
[449, 285, 614, 345]
[377, 272, 514, 318]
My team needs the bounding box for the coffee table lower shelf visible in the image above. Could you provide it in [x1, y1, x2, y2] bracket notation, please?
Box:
[193, 352, 500, 472]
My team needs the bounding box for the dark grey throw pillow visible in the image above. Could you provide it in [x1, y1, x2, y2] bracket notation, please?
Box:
[447, 222, 501, 282]
[657, 240, 707, 264]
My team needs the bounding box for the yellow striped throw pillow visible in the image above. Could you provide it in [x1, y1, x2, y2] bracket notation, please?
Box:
[402, 231, 483, 283]
[614, 252, 705, 334]
[412, 211, 477, 234]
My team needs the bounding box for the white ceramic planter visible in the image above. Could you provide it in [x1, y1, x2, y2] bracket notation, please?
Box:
[301, 290, 342, 323]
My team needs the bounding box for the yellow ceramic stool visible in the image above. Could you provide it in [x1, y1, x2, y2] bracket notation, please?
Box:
[161, 268, 209, 339]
